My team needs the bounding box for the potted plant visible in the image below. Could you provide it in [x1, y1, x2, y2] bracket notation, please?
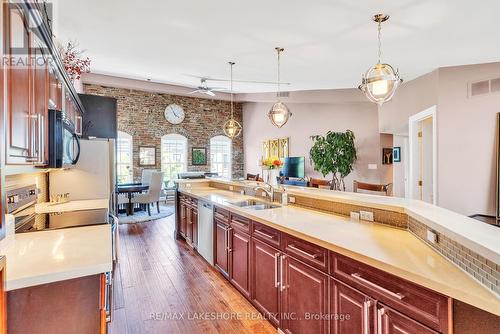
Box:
[261, 157, 283, 186]
[309, 130, 357, 191]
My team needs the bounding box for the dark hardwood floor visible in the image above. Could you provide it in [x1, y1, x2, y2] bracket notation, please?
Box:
[109, 211, 276, 334]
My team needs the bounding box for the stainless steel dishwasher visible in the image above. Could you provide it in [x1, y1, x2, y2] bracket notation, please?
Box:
[197, 201, 214, 265]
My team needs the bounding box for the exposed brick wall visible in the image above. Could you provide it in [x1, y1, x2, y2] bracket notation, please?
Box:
[83, 84, 244, 180]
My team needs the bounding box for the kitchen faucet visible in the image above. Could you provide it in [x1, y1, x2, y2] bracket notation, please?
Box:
[254, 182, 276, 202]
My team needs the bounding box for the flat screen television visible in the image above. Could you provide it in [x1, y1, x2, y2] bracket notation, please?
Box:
[281, 157, 305, 178]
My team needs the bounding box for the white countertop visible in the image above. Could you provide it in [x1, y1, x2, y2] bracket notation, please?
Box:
[178, 178, 500, 265]
[35, 198, 109, 213]
[179, 185, 500, 317]
[0, 224, 112, 291]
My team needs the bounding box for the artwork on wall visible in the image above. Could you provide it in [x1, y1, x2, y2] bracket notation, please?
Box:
[262, 137, 289, 159]
[393, 147, 401, 162]
[382, 148, 393, 165]
[139, 146, 156, 166]
[192, 147, 207, 165]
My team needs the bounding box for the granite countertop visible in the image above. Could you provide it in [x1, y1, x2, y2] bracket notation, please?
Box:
[178, 185, 500, 317]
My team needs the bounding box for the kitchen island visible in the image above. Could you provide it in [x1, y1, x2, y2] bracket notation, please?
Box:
[175, 178, 500, 334]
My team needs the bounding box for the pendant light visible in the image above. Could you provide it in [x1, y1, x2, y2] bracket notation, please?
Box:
[268, 47, 292, 128]
[223, 61, 242, 138]
[358, 14, 403, 105]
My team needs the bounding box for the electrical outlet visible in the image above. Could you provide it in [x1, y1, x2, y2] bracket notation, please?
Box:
[426, 230, 438, 244]
[350, 212, 360, 221]
[229, 185, 234, 191]
[288, 196, 296, 203]
[360, 210, 374, 222]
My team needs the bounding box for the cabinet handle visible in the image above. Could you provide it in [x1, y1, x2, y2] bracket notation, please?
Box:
[274, 253, 280, 288]
[231, 219, 247, 229]
[288, 244, 320, 259]
[377, 307, 385, 334]
[224, 226, 228, 251]
[215, 212, 227, 221]
[38, 114, 45, 164]
[255, 229, 274, 240]
[363, 299, 371, 334]
[351, 273, 405, 300]
[280, 255, 286, 291]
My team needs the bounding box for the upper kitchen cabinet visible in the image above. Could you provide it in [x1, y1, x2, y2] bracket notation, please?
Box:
[1, 1, 85, 166]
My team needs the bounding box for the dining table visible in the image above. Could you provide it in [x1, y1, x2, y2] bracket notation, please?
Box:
[116, 183, 149, 215]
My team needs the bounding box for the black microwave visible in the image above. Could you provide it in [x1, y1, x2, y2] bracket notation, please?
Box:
[48, 109, 81, 168]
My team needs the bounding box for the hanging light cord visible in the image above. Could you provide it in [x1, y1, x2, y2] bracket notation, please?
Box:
[229, 61, 234, 118]
[276, 48, 282, 102]
[377, 20, 382, 64]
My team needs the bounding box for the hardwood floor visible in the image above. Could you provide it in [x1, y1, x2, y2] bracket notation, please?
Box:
[109, 212, 276, 334]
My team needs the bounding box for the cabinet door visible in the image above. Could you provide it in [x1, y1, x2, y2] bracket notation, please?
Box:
[331, 278, 375, 334]
[48, 63, 62, 110]
[5, 7, 31, 163]
[31, 37, 48, 165]
[281, 256, 329, 334]
[191, 208, 198, 248]
[378, 305, 439, 334]
[251, 238, 280, 327]
[179, 203, 187, 237]
[229, 229, 250, 297]
[186, 206, 193, 243]
[214, 220, 229, 278]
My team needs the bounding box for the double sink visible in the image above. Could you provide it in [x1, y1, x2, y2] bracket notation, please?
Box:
[229, 199, 281, 210]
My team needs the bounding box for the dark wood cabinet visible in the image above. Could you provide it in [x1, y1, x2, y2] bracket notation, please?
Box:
[191, 207, 198, 247]
[281, 255, 329, 334]
[4, 6, 31, 164]
[214, 219, 230, 278]
[377, 304, 439, 334]
[179, 199, 187, 237]
[31, 35, 48, 165]
[331, 277, 375, 334]
[229, 228, 251, 297]
[251, 238, 280, 327]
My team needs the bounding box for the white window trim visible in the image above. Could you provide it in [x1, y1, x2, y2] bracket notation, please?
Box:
[161, 133, 188, 182]
[117, 131, 133, 184]
[210, 135, 232, 179]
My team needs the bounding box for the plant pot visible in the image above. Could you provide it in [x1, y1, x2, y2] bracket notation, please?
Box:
[265, 169, 279, 187]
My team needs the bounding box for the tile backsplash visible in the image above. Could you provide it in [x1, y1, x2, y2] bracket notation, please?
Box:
[408, 217, 500, 297]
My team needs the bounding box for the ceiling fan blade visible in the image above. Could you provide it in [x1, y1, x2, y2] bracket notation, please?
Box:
[188, 90, 201, 94]
[206, 91, 216, 97]
[204, 77, 291, 85]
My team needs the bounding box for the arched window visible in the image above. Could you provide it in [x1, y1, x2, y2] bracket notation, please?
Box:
[210, 135, 232, 178]
[161, 134, 188, 182]
[117, 131, 133, 184]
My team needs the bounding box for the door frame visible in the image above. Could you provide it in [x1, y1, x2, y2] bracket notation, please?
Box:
[408, 106, 437, 205]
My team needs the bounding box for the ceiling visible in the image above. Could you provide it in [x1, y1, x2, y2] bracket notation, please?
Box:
[53, 0, 500, 93]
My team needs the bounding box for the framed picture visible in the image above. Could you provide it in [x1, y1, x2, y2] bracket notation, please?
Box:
[192, 147, 207, 165]
[382, 148, 393, 165]
[139, 146, 156, 166]
[393, 147, 401, 162]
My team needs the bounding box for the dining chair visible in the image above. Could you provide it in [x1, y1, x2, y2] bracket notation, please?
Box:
[141, 169, 158, 186]
[353, 180, 393, 196]
[246, 173, 260, 181]
[132, 171, 164, 215]
[309, 178, 331, 189]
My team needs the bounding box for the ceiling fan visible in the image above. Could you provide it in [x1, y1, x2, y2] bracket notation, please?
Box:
[188, 78, 227, 97]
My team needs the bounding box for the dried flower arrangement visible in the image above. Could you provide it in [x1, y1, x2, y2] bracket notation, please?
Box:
[58, 41, 91, 81]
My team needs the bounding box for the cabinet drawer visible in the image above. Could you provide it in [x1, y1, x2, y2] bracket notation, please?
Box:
[230, 213, 250, 233]
[214, 206, 229, 222]
[283, 234, 329, 273]
[252, 222, 281, 249]
[331, 252, 450, 333]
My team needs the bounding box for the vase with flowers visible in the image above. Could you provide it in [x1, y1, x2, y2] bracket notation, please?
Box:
[261, 157, 283, 186]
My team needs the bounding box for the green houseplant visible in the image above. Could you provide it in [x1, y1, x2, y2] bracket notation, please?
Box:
[309, 130, 357, 191]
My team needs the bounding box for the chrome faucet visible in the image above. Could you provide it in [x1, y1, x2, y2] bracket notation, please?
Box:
[254, 183, 275, 202]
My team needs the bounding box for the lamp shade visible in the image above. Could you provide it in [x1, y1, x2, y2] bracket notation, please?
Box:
[223, 118, 242, 138]
[268, 102, 292, 128]
[359, 63, 402, 105]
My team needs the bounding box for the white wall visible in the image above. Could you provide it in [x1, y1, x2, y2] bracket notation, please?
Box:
[243, 100, 382, 191]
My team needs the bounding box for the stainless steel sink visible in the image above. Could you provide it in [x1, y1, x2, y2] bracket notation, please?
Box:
[230, 199, 281, 210]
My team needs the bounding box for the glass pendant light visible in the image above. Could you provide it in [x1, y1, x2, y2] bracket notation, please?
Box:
[223, 61, 242, 138]
[359, 14, 403, 105]
[269, 47, 292, 128]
